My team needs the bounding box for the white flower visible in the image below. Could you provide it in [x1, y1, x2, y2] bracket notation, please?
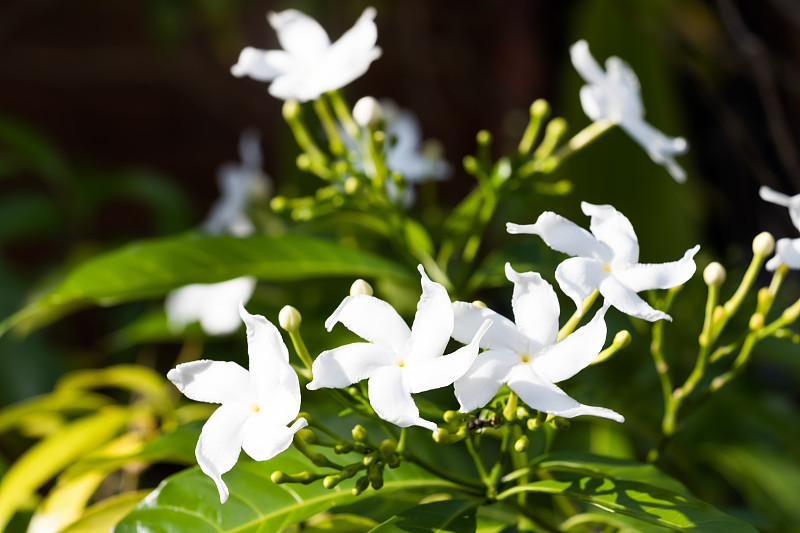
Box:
[570, 40, 689, 183]
[167, 304, 307, 503]
[231, 8, 382, 102]
[165, 277, 257, 336]
[759, 186, 800, 269]
[508, 202, 700, 322]
[452, 264, 623, 422]
[307, 265, 491, 431]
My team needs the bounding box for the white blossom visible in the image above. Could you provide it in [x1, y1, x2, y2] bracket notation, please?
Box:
[570, 40, 689, 182]
[307, 266, 491, 431]
[231, 8, 381, 102]
[452, 263, 623, 422]
[759, 186, 800, 269]
[508, 202, 699, 322]
[167, 304, 307, 503]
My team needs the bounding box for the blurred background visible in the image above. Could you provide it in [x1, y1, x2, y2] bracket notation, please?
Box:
[1, 0, 800, 528]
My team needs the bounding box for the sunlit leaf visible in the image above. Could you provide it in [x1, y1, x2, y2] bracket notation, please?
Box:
[0, 389, 110, 435]
[56, 364, 172, 411]
[60, 491, 150, 533]
[26, 472, 106, 533]
[303, 513, 378, 532]
[0, 234, 412, 337]
[368, 498, 479, 532]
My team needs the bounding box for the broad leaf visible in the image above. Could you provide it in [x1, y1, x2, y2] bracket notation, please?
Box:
[61, 490, 149, 533]
[0, 233, 412, 337]
[112, 449, 468, 533]
[368, 498, 479, 532]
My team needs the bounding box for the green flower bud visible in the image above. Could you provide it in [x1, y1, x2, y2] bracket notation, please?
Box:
[353, 475, 370, 496]
[549, 416, 570, 430]
[350, 279, 373, 296]
[295, 428, 315, 444]
[296, 153, 311, 171]
[476, 129, 492, 146]
[334, 442, 354, 454]
[516, 407, 529, 420]
[282, 100, 301, 121]
[463, 155, 480, 175]
[367, 461, 384, 490]
[352, 424, 369, 443]
[432, 427, 449, 443]
[379, 439, 396, 457]
[344, 176, 360, 194]
[323, 475, 340, 489]
[270, 196, 288, 212]
[514, 435, 530, 453]
[703, 262, 727, 287]
[471, 300, 487, 308]
[443, 410, 460, 423]
[279, 305, 302, 332]
[753, 232, 775, 257]
[530, 98, 550, 119]
[271, 471, 287, 484]
[749, 313, 764, 330]
[614, 330, 631, 348]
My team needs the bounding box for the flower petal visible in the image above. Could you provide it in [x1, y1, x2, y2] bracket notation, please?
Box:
[531, 306, 607, 383]
[195, 403, 252, 503]
[452, 302, 526, 354]
[454, 349, 519, 412]
[618, 117, 688, 183]
[368, 366, 436, 431]
[407, 265, 453, 361]
[760, 186, 800, 232]
[581, 202, 639, 265]
[767, 237, 800, 270]
[168, 360, 253, 405]
[507, 212, 611, 262]
[598, 275, 670, 322]
[316, 7, 382, 94]
[615, 245, 700, 292]
[554, 256, 608, 315]
[505, 264, 559, 351]
[307, 342, 395, 390]
[405, 319, 491, 394]
[230, 48, 292, 81]
[507, 365, 623, 423]
[570, 40, 606, 85]
[325, 294, 410, 355]
[200, 278, 257, 336]
[267, 9, 331, 62]
[242, 414, 307, 462]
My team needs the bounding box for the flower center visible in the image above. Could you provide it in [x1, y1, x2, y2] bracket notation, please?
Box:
[396, 359, 406, 368]
[519, 352, 531, 363]
[252, 404, 261, 413]
[602, 263, 613, 273]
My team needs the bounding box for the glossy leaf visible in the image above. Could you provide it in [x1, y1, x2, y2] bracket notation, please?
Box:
[0, 233, 412, 337]
[304, 513, 378, 532]
[113, 449, 468, 533]
[61, 490, 150, 533]
[368, 498, 479, 532]
[26, 471, 106, 533]
[0, 389, 111, 435]
[56, 364, 172, 410]
[0, 407, 131, 531]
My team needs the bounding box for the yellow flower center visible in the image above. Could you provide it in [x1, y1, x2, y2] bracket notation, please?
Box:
[603, 263, 612, 273]
[397, 359, 406, 368]
[252, 404, 261, 413]
[519, 352, 531, 363]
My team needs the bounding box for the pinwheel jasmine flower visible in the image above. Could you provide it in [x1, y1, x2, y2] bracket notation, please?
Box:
[759, 186, 800, 269]
[231, 8, 381, 102]
[307, 266, 491, 431]
[570, 40, 689, 182]
[165, 277, 258, 336]
[167, 304, 307, 503]
[508, 202, 700, 322]
[452, 264, 623, 422]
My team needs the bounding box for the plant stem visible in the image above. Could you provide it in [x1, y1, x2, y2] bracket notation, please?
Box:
[557, 290, 599, 341]
[313, 97, 344, 156]
[550, 119, 615, 163]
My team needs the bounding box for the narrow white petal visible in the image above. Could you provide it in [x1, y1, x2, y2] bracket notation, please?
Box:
[405, 319, 491, 394]
[199, 278, 257, 336]
[554, 257, 608, 316]
[168, 360, 252, 405]
[307, 342, 395, 390]
[242, 414, 307, 461]
[505, 264, 559, 351]
[268, 71, 319, 102]
[407, 265, 453, 361]
[578, 85, 608, 122]
[605, 57, 643, 118]
[507, 212, 611, 262]
[569, 40, 606, 85]
[581, 202, 639, 265]
[598, 275, 670, 322]
[508, 365, 623, 423]
[767, 237, 800, 270]
[316, 7, 381, 93]
[268, 9, 331, 61]
[618, 117, 688, 183]
[368, 366, 436, 430]
[230, 48, 291, 81]
[195, 404, 252, 503]
[616, 245, 700, 292]
[165, 284, 207, 333]
[454, 349, 519, 412]
[325, 294, 410, 355]
[531, 307, 607, 383]
[452, 302, 526, 354]
[758, 186, 793, 207]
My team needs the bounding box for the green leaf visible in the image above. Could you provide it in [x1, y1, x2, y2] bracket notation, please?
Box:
[499, 477, 757, 532]
[368, 498, 479, 532]
[56, 364, 172, 411]
[60, 490, 149, 533]
[0, 389, 111, 435]
[303, 513, 378, 532]
[0, 407, 131, 531]
[1, 233, 412, 337]
[112, 449, 468, 533]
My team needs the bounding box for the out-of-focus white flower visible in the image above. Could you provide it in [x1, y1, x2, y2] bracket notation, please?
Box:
[508, 202, 699, 322]
[353, 96, 383, 127]
[307, 266, 491, 431]
[759, 186, 800, 269]
[165, 277, 257, 336]
[167, 304, 307, 503]
[231, 8, 381, 102]
[570, 40, 689, 183]
[452, 263, 623, 422]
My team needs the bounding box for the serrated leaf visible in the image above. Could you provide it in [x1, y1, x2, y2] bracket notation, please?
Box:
[0, 234, 412, 337]
[0, 407, 131, 531]
[112, 449, 468, 533]
[368, 498, 479, 532]
[500, 477, 757, 532]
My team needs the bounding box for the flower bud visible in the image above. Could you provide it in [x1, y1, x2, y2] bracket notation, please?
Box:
[334, 442, 353, 454]
[703, 262, 726, 287]
[350, 279, 373, 296]
[352, 424, 369, 443]
[296, 153, 311, 171]
[323, 475, 340, 489]
[749, 313, 764, 330]
[530, 98, 550, 119]
[613, 330, 632, 349]
[514, 435, 530, 453]
[476, 129, 492, 147]
[367, 461, 384, 490]
[757, 287, 770, 307]
[752, 232, 775, 257]
[282, 100, 301, 121]
[463, 155, 480, 175]
[548, 416, 570, 430]
[353, 96, 383, 127]
[527, 417, 542, 431]
[270, 196, 288, 212]
[295, 428, 315, 444]
[471, 300, 487, 308]
[279, 305, 302, 332]
[344, 176, 360, 195]
[352, 475, 370, 495]
[271, 470, 287, 484]
[443, 410, 460, 423]
[516, 407, 529, 420]
[432, 427, 449, 443]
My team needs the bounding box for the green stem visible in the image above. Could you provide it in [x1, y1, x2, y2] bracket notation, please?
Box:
[714, 250, 766, 337]
[402, 450, 485, 493]
[326, 89, 360, 139]
[313, 97, 344, 155]
[464, 434, 491, 484]
[395, 427, 408, 453]
[286, 329, 313, 380]
[549, 119, 614, 163]
[557, 290, 599, 341]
